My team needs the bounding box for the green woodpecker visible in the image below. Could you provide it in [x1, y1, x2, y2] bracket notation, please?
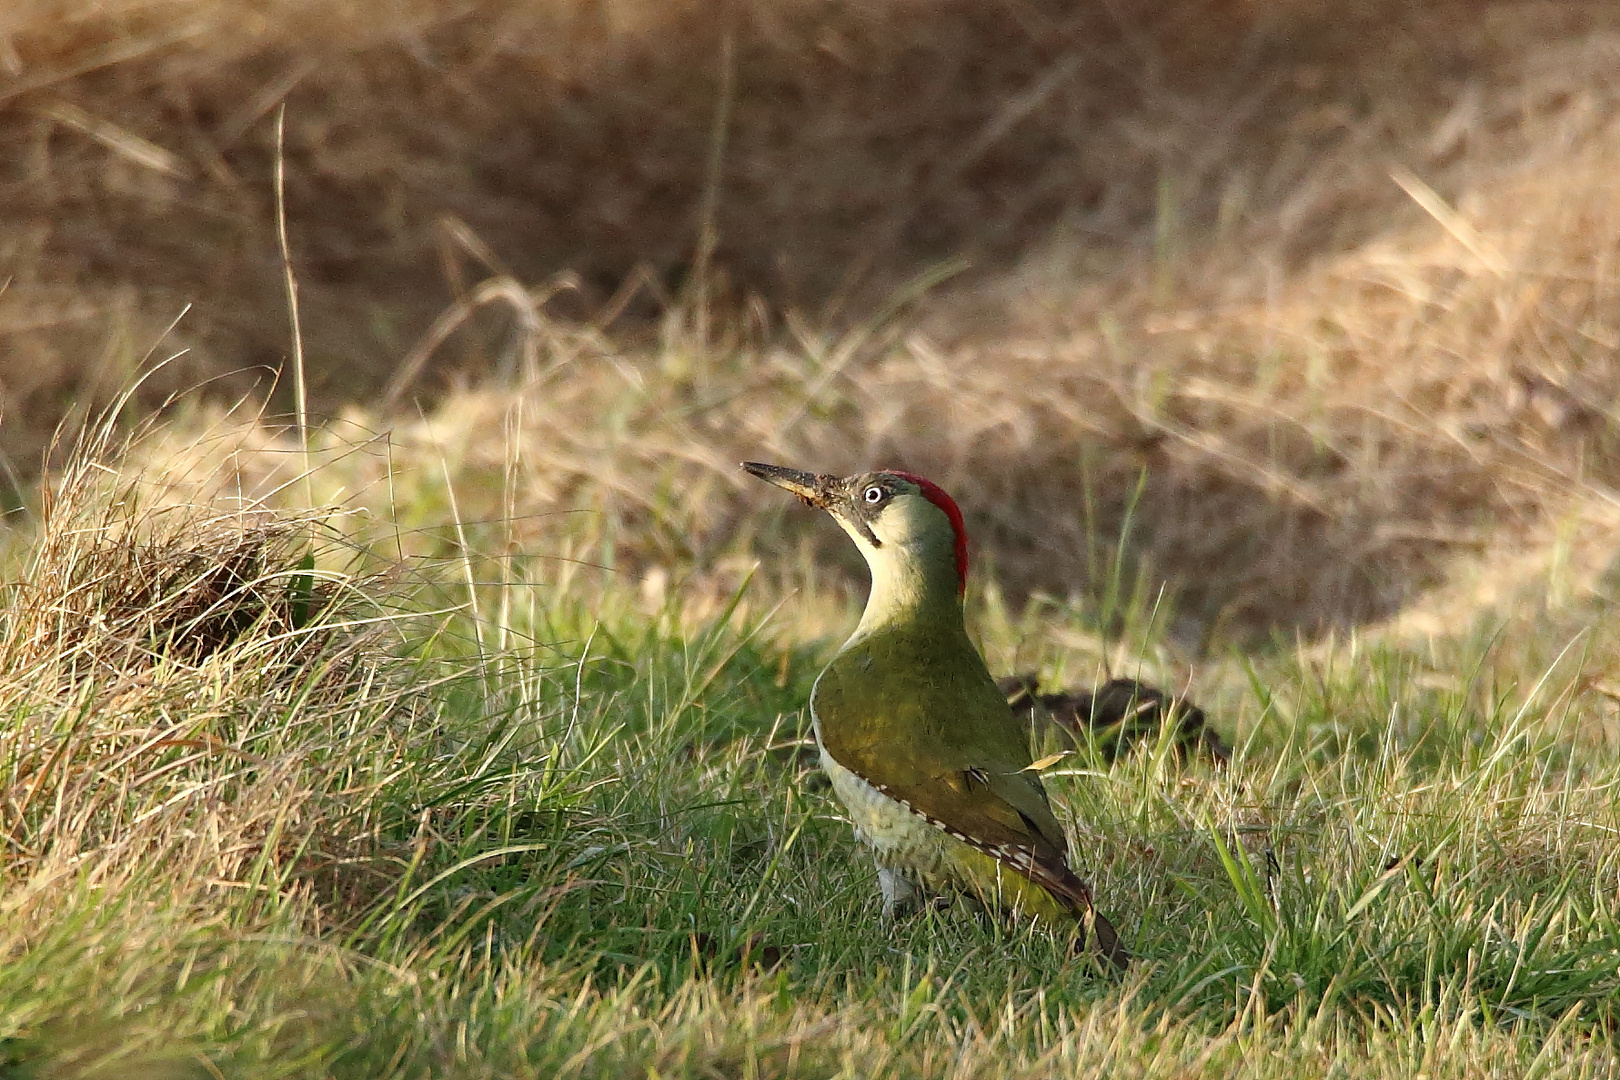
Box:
[742, 462, 1127, 967]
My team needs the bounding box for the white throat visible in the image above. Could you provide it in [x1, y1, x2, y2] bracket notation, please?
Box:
[837, 492, 963, 643]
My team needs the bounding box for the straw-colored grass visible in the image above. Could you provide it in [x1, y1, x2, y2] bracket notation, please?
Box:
[7, 0, 1620, 634]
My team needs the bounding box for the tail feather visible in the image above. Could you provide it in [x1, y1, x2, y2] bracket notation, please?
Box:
[1024, 855, 1130, 970]
[1081, 906, 1130, 970]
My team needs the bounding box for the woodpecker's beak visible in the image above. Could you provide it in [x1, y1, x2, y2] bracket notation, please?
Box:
[741, 461, 835, 509]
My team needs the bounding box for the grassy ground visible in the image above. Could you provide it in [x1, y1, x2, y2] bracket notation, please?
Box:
[3, 397, 1620, 1079]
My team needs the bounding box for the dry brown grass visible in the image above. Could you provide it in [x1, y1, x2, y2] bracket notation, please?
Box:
[6, 0, 1620, 638]
[0, 416, 418, 946]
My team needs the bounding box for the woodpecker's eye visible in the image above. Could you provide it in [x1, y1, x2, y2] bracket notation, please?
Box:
[863, 485, 887, 505]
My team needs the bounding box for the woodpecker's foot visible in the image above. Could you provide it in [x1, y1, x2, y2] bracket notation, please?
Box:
[878, 866, 924, 919]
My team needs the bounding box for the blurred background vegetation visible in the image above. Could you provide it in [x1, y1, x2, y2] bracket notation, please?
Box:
[5, 0, 1620, 640]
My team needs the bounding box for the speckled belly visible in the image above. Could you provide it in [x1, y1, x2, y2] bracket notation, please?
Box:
[815, 740, 1073, 923]
[819, 745, 957, 884]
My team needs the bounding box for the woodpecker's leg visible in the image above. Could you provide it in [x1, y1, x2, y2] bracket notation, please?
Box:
[878, 865, 923, 919]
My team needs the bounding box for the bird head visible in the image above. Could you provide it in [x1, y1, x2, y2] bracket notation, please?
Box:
[742, 461, 969, 600]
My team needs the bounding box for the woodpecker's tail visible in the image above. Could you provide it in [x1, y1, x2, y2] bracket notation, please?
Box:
[1020, 848, 1130, 970]
[1081, 906, 1131, 970]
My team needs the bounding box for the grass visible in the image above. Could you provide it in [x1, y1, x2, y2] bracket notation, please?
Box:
[3, 404, 1620, 1079]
